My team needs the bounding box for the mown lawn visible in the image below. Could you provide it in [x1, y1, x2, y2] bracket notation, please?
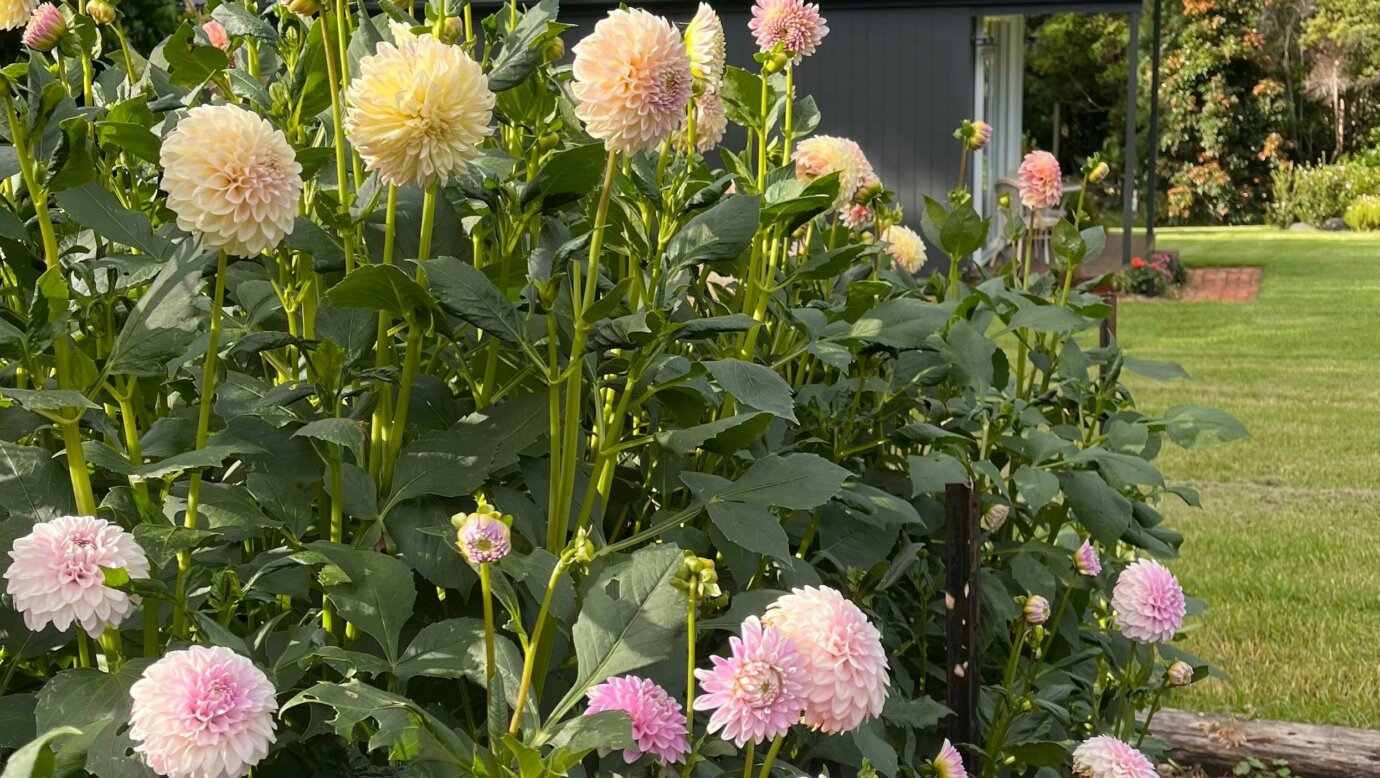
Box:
[1117, 227, 1380, 728]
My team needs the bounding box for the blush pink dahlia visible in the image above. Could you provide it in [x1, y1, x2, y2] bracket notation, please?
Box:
[1074, 540, 1102, 576]
[1111, 559, 1186, 644]
[21, 2, 63, 50]
[454, 509, 511, 565]
[933, 739, 968, 778]
[749, 0, 828, 64]
[1072, 735, 1157, 778]
[202, 19, 230, 51]
[129, 645, 278, 778]
[572, 9, 692, 155]
[1167, 660, 1195, 687]
[763, 585, 889, 734]
[694, 616, 806, 746]
[679, 92, 728, 154]
[1017, 150, 1062, 211]
[584, 675, 690, 765]
[794, 135, 862, 212]
[1023, 594, 1050, 626]
[4, 515, 149, 634]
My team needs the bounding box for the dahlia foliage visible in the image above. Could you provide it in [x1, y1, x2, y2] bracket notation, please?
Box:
[0, 0, 1239, 776]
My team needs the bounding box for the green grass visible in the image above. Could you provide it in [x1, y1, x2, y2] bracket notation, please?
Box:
[1118, 227, 1380, 728]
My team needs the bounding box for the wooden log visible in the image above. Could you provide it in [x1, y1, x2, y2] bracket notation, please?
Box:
[944, 482, 980, 772]
[1150, 708, 1380, 777]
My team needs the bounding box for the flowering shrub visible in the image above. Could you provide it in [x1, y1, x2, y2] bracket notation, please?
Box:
[1269, 160, 1380, 227]
[1344, 194, 1380, 231]
[1115, 252, 1187, 298]
[0, 1, 1244, 777]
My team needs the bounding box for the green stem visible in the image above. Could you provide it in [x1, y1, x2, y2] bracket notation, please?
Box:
[507, 558, 567, 734]
[323, 442, 344, 635]
[98, 629, 123, 671]
[757, 736, 784, 778]
[742, 741, 756, 778]
[780, 64, 795, 163]
[686, 589, 698, 740]
[380, 321, 422, 491]
[418, 183, 439, 261]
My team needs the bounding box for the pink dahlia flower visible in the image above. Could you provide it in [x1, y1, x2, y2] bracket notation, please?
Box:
[21, 2, 63, 51]
[840, 203, 872, 229]
[4, 515, 149, 634]
[1072, 735, 1157, 778]
[129, 645, 278, 778]
[933, 739, 968, 778]
[572, 9, 692, 155]
[1017, 150, 1062, 211]
[749, 0, 828, 64]
[1111, 559, 1186, 644]
[1023, 595, 1050, 626]
[202, 19, 230, 51]
[1074, 540, 1102, 576]
[694, 615, 806, 746]
[584, 675, 690, 765]
[455, 510, 510, 565]
[763, 586, 889, 734]
[794, 135, 862, 212]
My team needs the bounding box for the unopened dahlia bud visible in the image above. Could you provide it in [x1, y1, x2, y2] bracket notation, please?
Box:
[983, 503, 1009, 532]
[542, 35, 564, 62]
[673, 552, 722, 599]
[971, 120, 992, 151]
[568, 527, 596, 567]
[1088, 160, 1110, 184]
[86, 0, 116, 24]
[1074, 540, 1102, 576]
[438, 16, 463, 44]
[1023, 594, 1050, 626]
[22, 3, 64, 51]
[283, 0, 322, 15]
[452, 500, 511, 565]
[998, 191, 1012, 209]
[1167, 660, 1194, 687]
[764, 50, 790, 74]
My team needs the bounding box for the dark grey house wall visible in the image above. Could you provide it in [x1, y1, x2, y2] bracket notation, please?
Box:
[554, 4, 975, 225]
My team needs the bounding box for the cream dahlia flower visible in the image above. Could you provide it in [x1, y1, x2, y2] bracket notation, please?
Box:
[4, 515, 149, 635]
[882, 224, 926, 273]
[678, 92, 728, 154]
[684, 3, 725, 92]
[160, 105, 302, 257]
[572, 8, 692, 155]
[0, 0, 37, 31]
[793, 135, 861, 212]
[763, 585, 890, 733]
[750, 0, 828, 64]
[346, 27, 494, 188]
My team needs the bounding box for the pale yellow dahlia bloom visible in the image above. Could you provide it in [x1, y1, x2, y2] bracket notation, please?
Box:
[345, 27, 495, 188]
[572, 8, 692, 155]
[793, 135, 862, 211]
[678, 92, 728, 154]
[160, 105, 302, 257]
[882, 225, 926, 273]
[1, 0, 37, 31]
[684, 3, 725, 93]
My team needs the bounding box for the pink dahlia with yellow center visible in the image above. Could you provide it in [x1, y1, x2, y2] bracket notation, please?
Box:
[4, 515, 149, 635]
[749, 0, 828, 64]
[160, 104, 303, 257]
[1017, 150, 1062, 211]
[572, 8, 692, 156]
[584, 675, 690, 765]
[684, 3, 725, 92]
[21, 2, 63, 50]
[1072, 735, 1157, 778]
[694, 615, 806, 746]
[129, 645, 278, 778]
[763, 585, 890, 734]
[1111, 558, 1186, 644]
[933, 739, 969, 778]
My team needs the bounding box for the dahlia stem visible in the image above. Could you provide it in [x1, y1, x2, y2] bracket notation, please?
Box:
[479, 563, 496, 682]
[176, 250, 230, 637]
[76, 629, 92, 668]
[780, 64, 795, 163]
[319, 8, 358, 271]
[756, 69, 769, 191]
[742, 741, 755, 778]
[380, 320, 422, 492]
[685, 587, 698, 739]
[323, 441, 344, 636]
[507, 557, 568, 735]
[1, 89, 97, 518]
[463, 2, 473, 48]
[369, 186, 399, 477]
[418, 183, 438, 261]
[98, 629, 124, 671]
[757, 736, 784, 778]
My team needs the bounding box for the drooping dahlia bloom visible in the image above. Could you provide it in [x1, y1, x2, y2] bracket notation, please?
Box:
[694, 616, 806, 746]
[345, 27, 494, 188]
[160, 105, 302, 257]
[1072, 735, 1157, 778]
[970, 120, 992, 151]
[1074, 540, 1102, 576]
[584, 675, 690, 765]
[983, 504, 1010, 532]
[679, 92, 728, 154]
[4, 515, 149, 634]
[129, 646, 278, 778]
[21, 2, 63, 50]
[1, 0, 37, 31]
[794, 135, 861, 212]
[683, 3, 725, 92]
[455, 509, 511, 565]
[933, 739, 968, 778]
[763, 586, 889, 734]
[1023, 595, 1050, 626]
[882, 224, 926, 274]
[572, 9, 692, 156]
[1111, 559, 1186, 644]
[839, 203, 872, 229]
[1017, 150, 1062, 211]
[1167, 660, 1194, 687]
[749, 0, 828, 64]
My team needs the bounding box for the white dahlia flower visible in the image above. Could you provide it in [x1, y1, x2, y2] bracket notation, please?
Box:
[0, 0, 37, 30]
[684, 3, 725, 92]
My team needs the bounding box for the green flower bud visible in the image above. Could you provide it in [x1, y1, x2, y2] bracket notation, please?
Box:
[543, 36, 565, 63]
[86, 0, 116, 25]
[764, 51, 789, 74]
[283, 0, 323, 15]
